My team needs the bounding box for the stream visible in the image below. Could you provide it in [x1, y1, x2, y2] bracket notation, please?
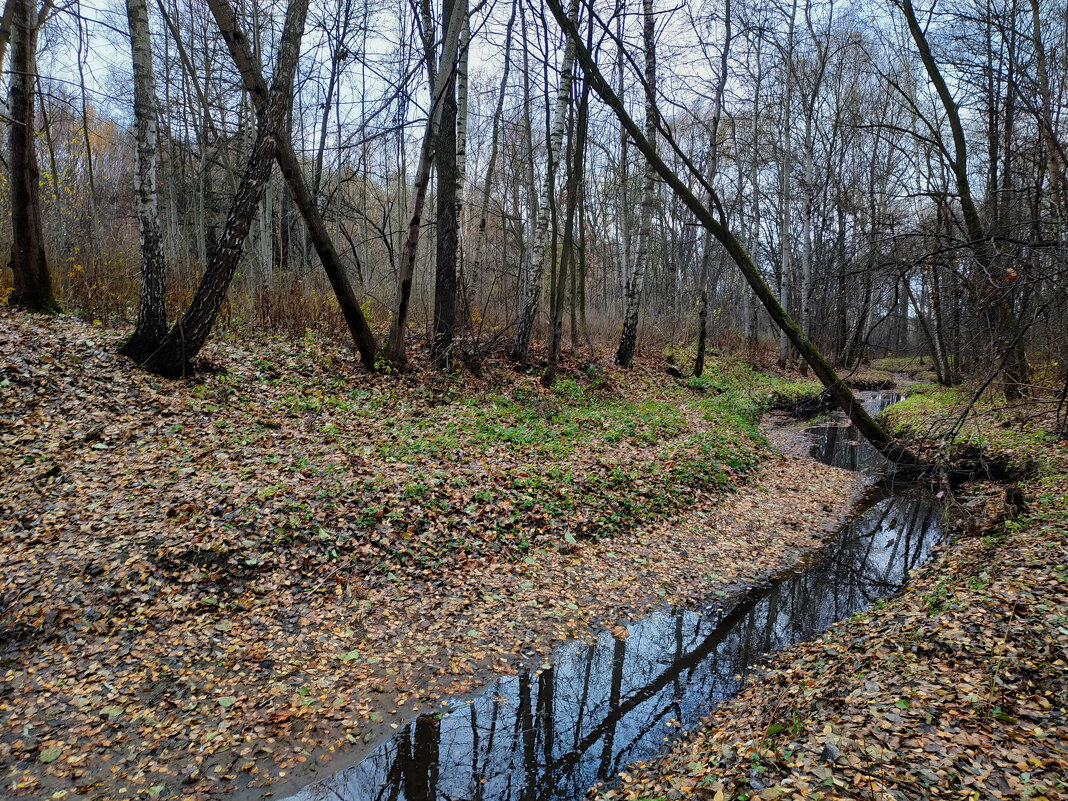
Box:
[285, 393, 942, 801]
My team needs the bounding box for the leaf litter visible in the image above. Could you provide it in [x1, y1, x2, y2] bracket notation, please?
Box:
[595, 450, 1068, 801]
[1, 311, 863, 800]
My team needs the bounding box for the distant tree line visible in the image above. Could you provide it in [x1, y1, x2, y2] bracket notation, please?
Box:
[1, 0, 1064, 401]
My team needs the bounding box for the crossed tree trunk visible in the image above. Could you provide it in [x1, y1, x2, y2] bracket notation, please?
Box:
[122, 0, 377, 375]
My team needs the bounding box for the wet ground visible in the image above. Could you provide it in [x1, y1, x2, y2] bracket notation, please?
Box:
[282, 394, 942, 801]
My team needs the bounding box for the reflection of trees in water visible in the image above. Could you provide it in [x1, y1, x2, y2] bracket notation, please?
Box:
[291, 490, 942, 801]
[808, 394, 904, 473]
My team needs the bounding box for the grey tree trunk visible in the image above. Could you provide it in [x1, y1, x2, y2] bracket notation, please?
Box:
[120, 0, 168, 361]
[386, 0, 467, 369]
[511, 0, 579, 363]
[615, 0, 657, 368]
[547, 0, 920, 465]
[431, 0, 461, 367]
[141, 0, 309, 377]
[694, 0, 732, 378]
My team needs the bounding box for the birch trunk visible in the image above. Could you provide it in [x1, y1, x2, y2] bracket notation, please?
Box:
[141, 0, 309, 377]
[510, 0, 579, 363]
[120, 0, 168, 361]
[614, 0, 657, 368]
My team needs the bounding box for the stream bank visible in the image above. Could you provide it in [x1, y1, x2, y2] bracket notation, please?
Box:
[275, 394, 948, 801]
[1, 312, 865, 801]
[595, 416, 1068, 801]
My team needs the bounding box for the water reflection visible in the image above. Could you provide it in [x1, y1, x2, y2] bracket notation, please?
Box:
[806, 393, 902, 472]
[288, 391, 939, 801]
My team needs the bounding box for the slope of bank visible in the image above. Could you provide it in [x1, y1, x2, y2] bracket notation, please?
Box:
[0, 311, 860, 800]
[598, 392, 1068, 801]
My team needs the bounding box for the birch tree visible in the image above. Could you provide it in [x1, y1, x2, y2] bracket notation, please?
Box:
[119, 0, 167, 361]
[510, 0, 579, 363]
[139, 0, 311, 377]
[615, 0, 657, 368]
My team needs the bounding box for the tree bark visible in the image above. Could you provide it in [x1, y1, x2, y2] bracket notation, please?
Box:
[545, 74, 590, 386]
[546, 0, 920, 465]
[119, 0, 168, 361]
[615, 0, 657, 368]
[386, 0, 467, 369]
[205, 0, 378, 368]
[140, 0, 309, 377]
[511, 0, 579, 363]
[431, 0, 461, 368]
[6, 0, 56, 313]
[694, 0, 732, 378]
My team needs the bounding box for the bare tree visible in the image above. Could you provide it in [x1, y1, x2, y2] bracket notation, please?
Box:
[615, 0, 657, 367]
[511, 0, 579, 363]
[139, 0, 311, 377]
[386, 0, 467, 370]
[204, 0, 378, 368]
[546, 0, 920, 464]
[119, 0, 167, 361]
[6, 0, 56, 312]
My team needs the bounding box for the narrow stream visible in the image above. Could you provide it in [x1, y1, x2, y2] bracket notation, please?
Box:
[286, 393, 941, 801]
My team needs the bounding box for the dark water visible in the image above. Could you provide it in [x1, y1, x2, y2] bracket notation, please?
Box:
[286, 393, 940, 801]
[805, 392, 902, 472]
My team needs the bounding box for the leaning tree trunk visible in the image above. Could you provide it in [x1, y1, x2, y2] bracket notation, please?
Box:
[119, 0, 167, 361]
[615, 0, 657, 368]
[900, 0, 1028, 400]
[140, 0, 309, 378]
[204, 0, 377, 368]
[510, 0, 579, 364]
[547, 0, 920, 466]
[7, 0, 55, 313]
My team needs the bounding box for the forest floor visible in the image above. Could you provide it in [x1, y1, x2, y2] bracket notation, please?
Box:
[1, 310, 867, 801]
[599, 386, 1068, 800]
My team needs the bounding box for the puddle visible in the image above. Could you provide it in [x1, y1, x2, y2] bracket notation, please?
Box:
[283, 393, 940, 801]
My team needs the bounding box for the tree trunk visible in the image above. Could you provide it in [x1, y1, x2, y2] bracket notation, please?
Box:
[694, 0, 731, 378]
[119, 0, 168, 361]
[900, 0, 1028, 399]
[140, 0, 309, 377]
[431, 0, 461, 368]
[205, 0, 377, 368]
[547, 0, 920, 466]
[511, 0, 579, 363]
[6, 0, 56, 313]
[386, 0, 467, 369]
[545, 73, 590, 387]
[615, 0, 657, 368]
